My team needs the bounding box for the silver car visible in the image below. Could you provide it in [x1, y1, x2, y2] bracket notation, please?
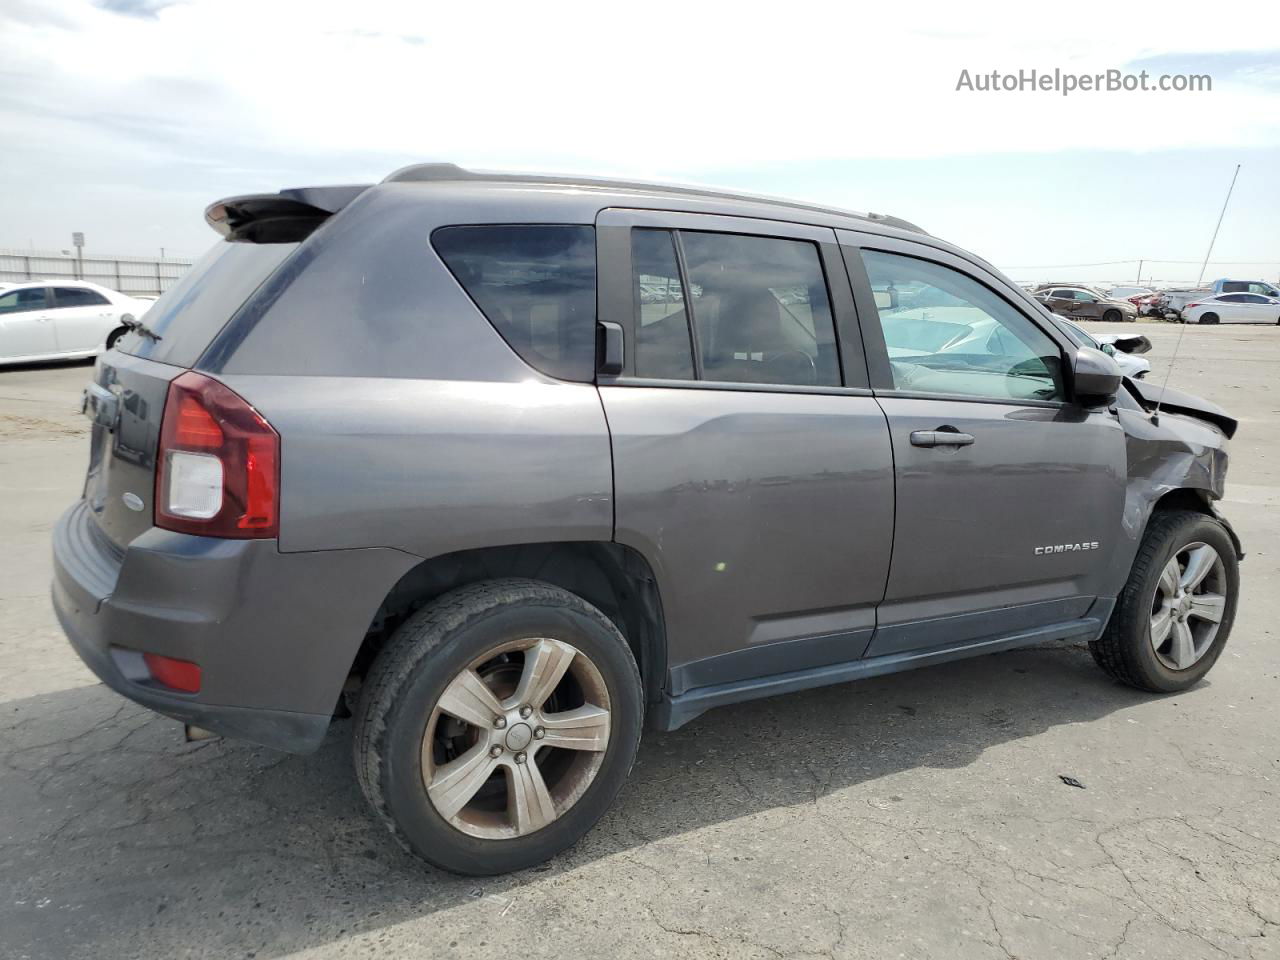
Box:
[52, 165, 1243, 875]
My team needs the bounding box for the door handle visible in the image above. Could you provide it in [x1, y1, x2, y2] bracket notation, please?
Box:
[910, 428, 975, 448]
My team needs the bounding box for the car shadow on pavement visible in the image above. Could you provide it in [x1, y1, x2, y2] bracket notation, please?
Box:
[0, 640, 1170, 959]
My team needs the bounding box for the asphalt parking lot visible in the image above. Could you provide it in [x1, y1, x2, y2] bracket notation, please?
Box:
[2, 324, 1278, 960]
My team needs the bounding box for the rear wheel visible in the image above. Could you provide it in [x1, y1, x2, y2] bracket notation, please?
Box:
[1199, 312, 1219, 325]
[353, 579, 643, 875]
[105, 326, 127, 350]
[1090, 510, 1237, 692]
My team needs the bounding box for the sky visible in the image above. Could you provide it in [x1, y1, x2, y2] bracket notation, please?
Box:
[1, 0, 1278, 287]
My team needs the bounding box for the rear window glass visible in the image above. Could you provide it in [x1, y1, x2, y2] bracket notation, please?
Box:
[432, 225, 596, 382]
[118, 240, 296, 367]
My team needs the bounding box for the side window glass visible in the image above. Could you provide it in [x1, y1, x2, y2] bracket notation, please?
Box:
[52, 287, 110, 308]
[433, 225, 597, 382]
[862, 250, 1065, 403]
[1050, 289, 1073, 300]
[0, 288, 47, 314]
[632, 229, 694, 380]
[679, 231, 840, 387]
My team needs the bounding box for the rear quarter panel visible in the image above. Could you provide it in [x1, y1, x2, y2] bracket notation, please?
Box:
[219, 375, 613, 556]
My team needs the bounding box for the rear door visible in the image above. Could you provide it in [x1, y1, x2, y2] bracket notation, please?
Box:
[840, 232, 1127, 656]
[50, 286, 115, 352]
[0, 287, 56, 358]
[596, 209, 895, 693]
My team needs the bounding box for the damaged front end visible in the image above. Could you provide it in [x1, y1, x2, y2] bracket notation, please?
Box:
[1109, 379, 1242, 584]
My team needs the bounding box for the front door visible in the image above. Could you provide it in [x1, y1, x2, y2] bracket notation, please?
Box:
[842, 235, 1127, 656]
[0, 287, 56, 358]
[596, 209, 895, 694]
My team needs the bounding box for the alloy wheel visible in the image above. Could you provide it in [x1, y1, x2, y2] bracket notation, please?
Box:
[421, 638, 611, 839]
[1149, 542, 1227, 671]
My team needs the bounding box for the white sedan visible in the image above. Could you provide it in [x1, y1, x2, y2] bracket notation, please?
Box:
[1183, 293, 1280, 325]
[0, 281, 151, 366]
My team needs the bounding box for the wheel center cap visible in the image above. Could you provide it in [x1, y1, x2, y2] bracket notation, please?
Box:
[504, 722, 533, 751]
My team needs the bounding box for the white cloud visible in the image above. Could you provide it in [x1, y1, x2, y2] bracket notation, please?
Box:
[1, 0, 1277, 259]
[4, 0, 1278, 172]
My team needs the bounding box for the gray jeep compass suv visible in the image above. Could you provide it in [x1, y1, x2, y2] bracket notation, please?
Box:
[52, 164, 1242, 875]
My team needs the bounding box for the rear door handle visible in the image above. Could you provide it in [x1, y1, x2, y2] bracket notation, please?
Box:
[910, 428, 975, 447]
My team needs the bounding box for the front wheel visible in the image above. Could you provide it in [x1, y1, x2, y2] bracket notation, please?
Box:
[1102, 309, 1122, 324]
[1090, 510, 1238, 692]
[353, 579, 643, 875]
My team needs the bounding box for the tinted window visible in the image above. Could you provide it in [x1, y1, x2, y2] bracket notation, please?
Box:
[1242, 294, 1269, 304]
[0, 288, 47, 314]
[679, 231, 840, 387]
[632, 229, 694, 379]
[863, 250, 1065, 402]
[52, 287, 110, 308]
[1049, 289, 1074, 299]
[433, 225, 596, 382]
[120, 240, 297, 366]
[1217, 294, 1245, 303]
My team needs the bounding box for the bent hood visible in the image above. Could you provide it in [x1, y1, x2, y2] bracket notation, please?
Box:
[1125, 379, 1238, 439]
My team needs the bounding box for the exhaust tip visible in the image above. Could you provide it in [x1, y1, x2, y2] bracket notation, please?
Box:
[184, 724, 219, 743]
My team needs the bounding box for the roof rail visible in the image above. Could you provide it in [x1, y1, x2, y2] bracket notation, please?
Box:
[383, 163, 926, 235]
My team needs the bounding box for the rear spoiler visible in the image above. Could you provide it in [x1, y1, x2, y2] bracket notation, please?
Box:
[1125, 379, 1238, 439]
[204, 184, 371, 242]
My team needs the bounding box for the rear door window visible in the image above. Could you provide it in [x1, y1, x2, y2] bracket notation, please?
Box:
[632, 229, 695, 380]
[681, 232, 840, 387]
[51, 287, 111, 308]
[433, 225, 596, 382]
[626, 228, 840, 387]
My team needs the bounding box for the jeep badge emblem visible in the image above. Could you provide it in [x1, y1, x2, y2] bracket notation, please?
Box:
[122, 492, 145, 512]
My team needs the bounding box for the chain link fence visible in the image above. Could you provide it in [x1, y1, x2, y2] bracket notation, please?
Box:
[0, 249, 193, 298]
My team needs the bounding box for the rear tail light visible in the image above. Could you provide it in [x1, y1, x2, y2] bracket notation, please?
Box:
[1186, 302, 1200, 309]
[155, 371, 279, 538]
[142, 652, 202, 693]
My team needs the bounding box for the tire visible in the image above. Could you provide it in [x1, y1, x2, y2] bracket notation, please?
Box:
[1102, 309, 1122, 324]
[353, 579, 643, 875]
[1199, 312, 1218, 325]
[1089, 510, 1238, 693]
[105, 326, 127, 350]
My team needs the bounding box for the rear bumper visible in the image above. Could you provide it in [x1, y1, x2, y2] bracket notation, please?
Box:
[51, 500, 417, 753]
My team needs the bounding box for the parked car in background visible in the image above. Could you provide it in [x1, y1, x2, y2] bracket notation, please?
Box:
[1211, 278, 1280, 298]
[0, 280, 152, 366]
[1107, 285, 1154, 301]
[1032, 285, 1138, 322]
[1157, 287, 1211, 320]
[1183, 293, 1280, 325]
[1053, 316, 1151, 378]
[53, 164, 1242, 876]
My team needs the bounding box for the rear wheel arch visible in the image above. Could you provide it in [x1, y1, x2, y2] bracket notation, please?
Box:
[348, 541, 668, 713]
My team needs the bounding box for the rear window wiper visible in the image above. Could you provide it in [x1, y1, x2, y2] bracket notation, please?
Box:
[121, 316, 162, 342]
